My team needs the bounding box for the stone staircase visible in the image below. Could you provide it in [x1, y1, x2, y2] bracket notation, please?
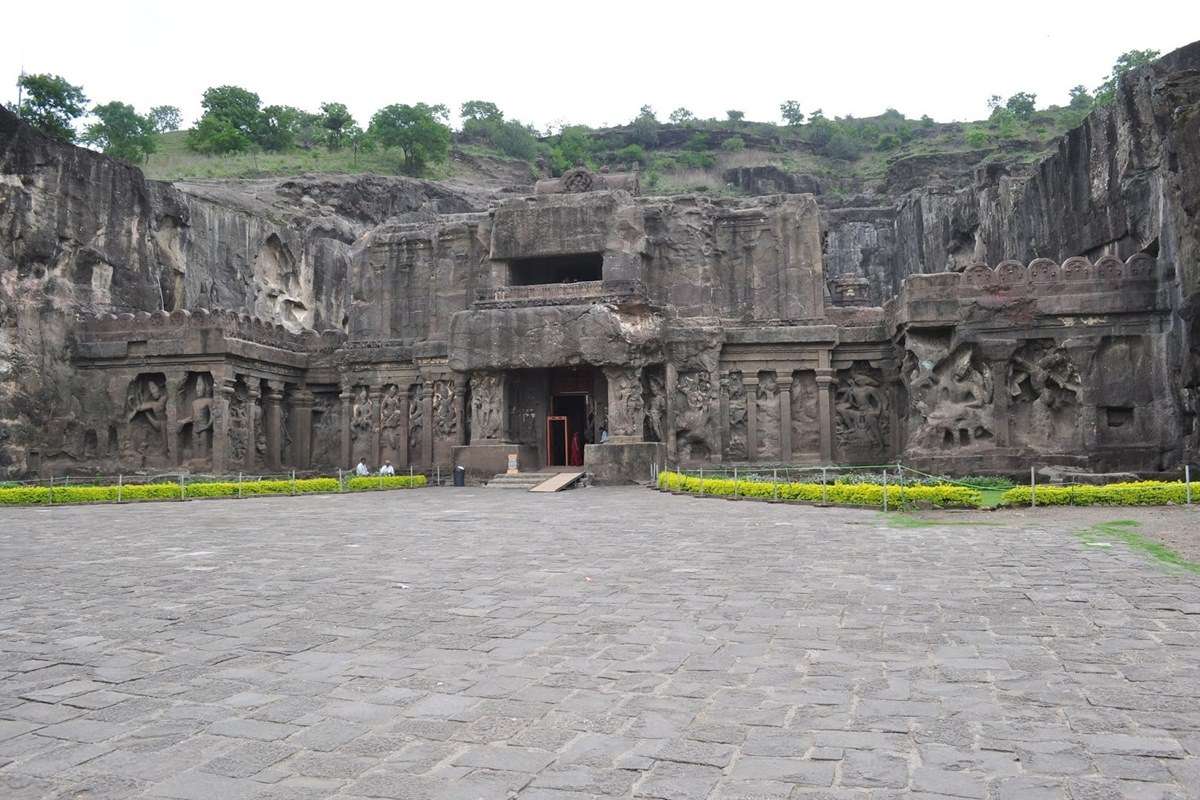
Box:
[484, 471, 561, 490]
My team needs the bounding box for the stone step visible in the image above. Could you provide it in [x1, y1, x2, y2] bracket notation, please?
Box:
[484, 472, 561, 489]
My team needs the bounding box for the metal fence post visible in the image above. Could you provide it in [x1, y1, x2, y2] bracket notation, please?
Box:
[179, 473, 185, 501]
[117, 474, 123, 504]
[48, 475, 54, 506]
[733, 466, 738, 497]
[882, 468, 889, 513]
[336, 468, 342, 493]
[1187, 464, 1192, 506]
[291, 470, 296, 496]
[1030, 465, 1036, 508]
[821, 467, 827, 504]
[238, 471, 243, 499]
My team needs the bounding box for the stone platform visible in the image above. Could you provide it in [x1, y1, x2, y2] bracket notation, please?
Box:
[0, 489, 1198, 798]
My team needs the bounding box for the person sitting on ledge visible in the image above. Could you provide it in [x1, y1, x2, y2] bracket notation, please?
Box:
[380, 461, 395, 476]
[355, 459, 370, 476]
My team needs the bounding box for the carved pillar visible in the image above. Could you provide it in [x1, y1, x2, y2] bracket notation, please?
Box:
[292, 387, 314, 469]
[368, 386, 383, 468]
[744, 375, 759, 462]
[816, 367, 835, 464]
[778, 373, 793, 463]
[880, 366, 900, 460]
[603, 366, 644, 443]
[452, 374, 468, 446]
[719, 372, 730, 459]
[245, 380, 261, 471]
[213, 375, 236, 474]
[397, 391, 410, 467]
[665, 362, 678, 463]
[422, 380, 435, 466]
[339, 384, 353, 468]
[264, 380, 285, 471]
[165, 371, 185, 466]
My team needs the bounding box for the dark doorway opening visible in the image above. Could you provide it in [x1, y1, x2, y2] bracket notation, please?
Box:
[510, 253, 603, 286]
[548, 394, 588, 467]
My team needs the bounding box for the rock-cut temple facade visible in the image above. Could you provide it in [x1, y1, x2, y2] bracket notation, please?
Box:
[2, 41, 1199, 482]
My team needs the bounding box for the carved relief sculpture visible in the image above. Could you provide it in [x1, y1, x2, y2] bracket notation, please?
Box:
[1009, 342, 1081, 447]
[379, 384, 404, 456]
[432, 380, 457, 439]
[756, 372, 780, 460]
[408, 383, 425, 461]
[726, 371, 747, 459]
[834, 366, 888, 455]
[674, 371, 717, 461]
[604, 367, 644, 439]
[470, 373, 504, 441]
[644, 370, 666, 443]
[125, 373, 169, 465]
[903, 344, 993, 450]
[228, 389, 247, 462]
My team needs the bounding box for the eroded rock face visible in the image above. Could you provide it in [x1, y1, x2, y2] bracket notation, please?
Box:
[0, 106, 486, 474]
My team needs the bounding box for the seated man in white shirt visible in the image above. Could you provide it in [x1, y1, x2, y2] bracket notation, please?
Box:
[355, 459, 370, 476]
[380, 461, 396, 476]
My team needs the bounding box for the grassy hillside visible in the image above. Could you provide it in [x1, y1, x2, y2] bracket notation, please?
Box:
[143, 105, 1090, 195]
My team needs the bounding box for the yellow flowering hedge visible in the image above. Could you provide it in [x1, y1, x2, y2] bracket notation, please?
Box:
[1001, 481, 1190, 506]
[0, 475, 418, 506]
[657, 471, 981, 509]
[346, 475, 427, 491]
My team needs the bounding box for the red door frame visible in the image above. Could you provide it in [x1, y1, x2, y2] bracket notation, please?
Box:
[546, 415, 569, 467]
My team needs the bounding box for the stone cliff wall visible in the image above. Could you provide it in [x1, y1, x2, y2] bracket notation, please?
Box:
[0, 106, 486, 475]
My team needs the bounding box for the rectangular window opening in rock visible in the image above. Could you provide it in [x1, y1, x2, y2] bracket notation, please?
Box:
[508, 253, 603, 286]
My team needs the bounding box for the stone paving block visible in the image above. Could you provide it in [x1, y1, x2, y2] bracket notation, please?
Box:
[208, 718, 300, 741]
[2, 490, 1200, 798]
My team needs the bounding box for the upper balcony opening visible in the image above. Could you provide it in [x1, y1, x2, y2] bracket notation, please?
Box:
[509, 253, 603, 286]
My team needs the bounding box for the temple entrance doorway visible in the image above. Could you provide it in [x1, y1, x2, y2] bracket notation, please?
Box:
[547, 367, 594, 467]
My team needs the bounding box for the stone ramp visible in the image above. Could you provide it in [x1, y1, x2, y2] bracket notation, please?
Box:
[529, 471, 585, 492]
[484, 471, 559, 490]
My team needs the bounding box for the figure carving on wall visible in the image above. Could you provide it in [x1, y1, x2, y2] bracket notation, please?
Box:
[726, 371, 747, 459]
[674, 371, 717, 461]
[603, 367, 644, 439]
[904, 344, 993, 450]
[408, 383, 425, 460]
[432, 380, 457, 439]
[311, 396, 338, 466]
[125, 374, 169, 461]
[228, 391, 247, 461]
[380, 384, 404, 455]
[178, 373, 214, 460]
[1009, 343, 1081, 446]
[253, 395, 265, 462]
[756, 372, 780, 460]
[835, 368, 888, 454]
[470, 373, 504, 441]
[350, 386, 376, 444]
[644, 370, 666, 443]
[790, 372, 820, 455]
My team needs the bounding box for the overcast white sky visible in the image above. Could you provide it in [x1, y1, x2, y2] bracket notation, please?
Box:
[5, 1, 1197, 130]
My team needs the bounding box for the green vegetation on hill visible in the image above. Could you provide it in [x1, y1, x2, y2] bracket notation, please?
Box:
[8, 48, 1165, 192]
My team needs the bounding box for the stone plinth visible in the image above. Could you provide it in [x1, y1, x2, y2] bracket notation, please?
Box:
[585, 442, 666, 485]
[452, 443, 539, 481]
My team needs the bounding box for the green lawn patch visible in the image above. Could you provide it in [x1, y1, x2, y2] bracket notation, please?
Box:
[1078, 520, 1200, 574]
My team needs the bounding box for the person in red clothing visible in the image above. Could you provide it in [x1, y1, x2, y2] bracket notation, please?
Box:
[569, 431, 584, 466]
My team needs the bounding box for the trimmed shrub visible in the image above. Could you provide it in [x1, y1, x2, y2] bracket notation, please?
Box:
[0, 475, 393, 506]
[657, 471, 980, 509]
[1001, 481, 1189, 507]
[347, 475, 427, 491]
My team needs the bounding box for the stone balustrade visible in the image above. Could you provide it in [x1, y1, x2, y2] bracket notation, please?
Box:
[473, 279, 647, 308]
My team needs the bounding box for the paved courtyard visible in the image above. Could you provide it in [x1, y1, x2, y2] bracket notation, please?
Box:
[1, 488, 1198, 799]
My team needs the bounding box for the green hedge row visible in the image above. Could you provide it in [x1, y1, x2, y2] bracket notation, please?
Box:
[657, 471, 981, 509]
[1001, 481, 1190, 506]
[346, 475, 428, 491]
[0, 474, 425, 506]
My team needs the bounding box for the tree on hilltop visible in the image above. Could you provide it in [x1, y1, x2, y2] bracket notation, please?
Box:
[368, 103, 451, 174]
[1094, 48, 1161, 105]
[668, 107, 695, 125]
[319, 102, 355, 150]
[148, 105, 182, 132]
[779, 100, 804, 127]
[460, 100, 502, 123]
[188, 85, 261, 153]
[82, 101, 157, 162]
[11, 73, 88, 142]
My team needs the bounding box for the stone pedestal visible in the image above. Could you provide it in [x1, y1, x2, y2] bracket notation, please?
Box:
[452, 443, 539, 481]
[585, 442, 666, 485]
